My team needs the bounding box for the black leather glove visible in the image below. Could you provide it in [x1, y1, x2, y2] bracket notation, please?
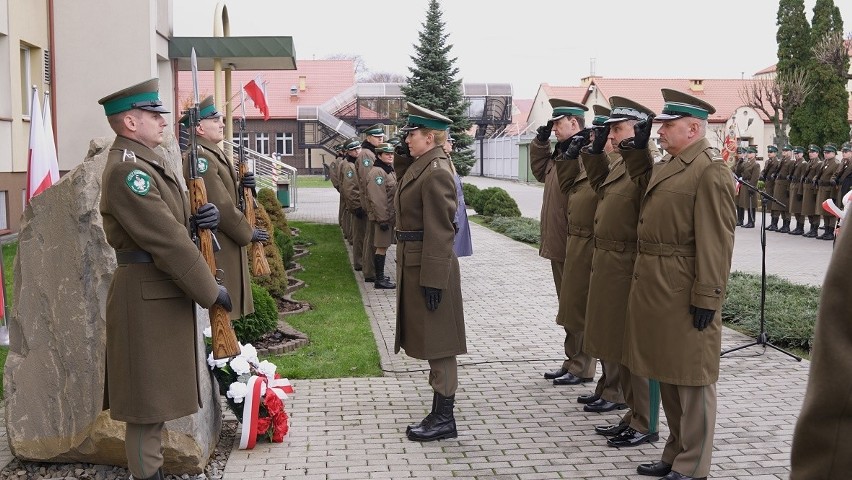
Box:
[424, 287, 442, 311]
[194, 203, 220, 230]
[588, 124, 611, 155]
[813, 179, 819, 186]
[379, 223, 389, 231]
[215, 285, 233, 312]
[241, 171, 256, 190]
[786, 175, 793, 181]
[395, 132, 411, 157]
[251, 228, 269, 243]
[759, 174, 766, 181]
[831, 178, 837, 186]
[535, 120, 554, 143]
[631, 116, 655, 150]
[563, 129, 592, 160]
[689, 305, 715, 331]
[354, 207, 366, 219]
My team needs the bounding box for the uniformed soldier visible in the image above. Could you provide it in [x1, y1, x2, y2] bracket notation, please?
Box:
[180, 95, 268, 320]
[340, 138, 365, 268]
[572, 97, 661, 446]
[328, 143, 344, 227]
[787, 146, 808, 235]
[771, 145, 794, 233]
[98, 79, 232, 480]
[394, 103, 465, 442]
[789, 198, 852, 478]
[760, 145, 780, 230]
[736, 146, 760, 228]
[620, 89, 736, 480]
[534, 100, 598, 387]
[832, 142, 852, 206]
[358, 123, 386, 282]
[814, 143, 840, 240]
[530, 99, 576, 381]
[801, 144, 824, 238]
[365, 142, 397, 289]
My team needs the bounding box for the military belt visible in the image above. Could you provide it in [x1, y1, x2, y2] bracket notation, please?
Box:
[116, 250, 154, 264]
[567, 224, 593, 238]
[395, 230, 424, 242]
[638, 241, 696, 257]
[594, 237, 637, 253]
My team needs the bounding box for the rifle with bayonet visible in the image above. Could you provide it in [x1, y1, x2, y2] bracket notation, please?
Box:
[187, 48, 241, 360]
[237, 89, 271, 276]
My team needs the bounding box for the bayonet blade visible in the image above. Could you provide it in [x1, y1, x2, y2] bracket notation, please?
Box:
[191, 47, 199, 106]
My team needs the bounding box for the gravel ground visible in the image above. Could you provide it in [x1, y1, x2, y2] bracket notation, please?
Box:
[0, 420, 237, 480]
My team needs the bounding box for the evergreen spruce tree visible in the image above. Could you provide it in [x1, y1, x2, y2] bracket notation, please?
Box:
[789, 0, 849, 146]
[401, 0, 476, 176]
[776, 0, 812, 144]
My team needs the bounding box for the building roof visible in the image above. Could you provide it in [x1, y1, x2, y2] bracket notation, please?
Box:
[587, 78, 768, 122]
[177, 60, 355, 119]
[541, 84, 589, 103]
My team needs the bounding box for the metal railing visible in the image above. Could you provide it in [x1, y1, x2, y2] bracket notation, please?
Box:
[223, 140, 298, 211]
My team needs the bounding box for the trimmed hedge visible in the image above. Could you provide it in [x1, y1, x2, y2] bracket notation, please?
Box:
[275, 227, 295, 268]
[234, 283, 279, 344]
[721, 271, 819, 350]
[250, 200, 288, 297]
[482, 189, 521, 217]
[471, 187, 503, 214]
[258, 188, 290, 235]
[461, 182, 480, 207]
[487, 216, 540, 244]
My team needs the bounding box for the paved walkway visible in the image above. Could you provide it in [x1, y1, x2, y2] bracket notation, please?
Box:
[222, 182, 824, 479]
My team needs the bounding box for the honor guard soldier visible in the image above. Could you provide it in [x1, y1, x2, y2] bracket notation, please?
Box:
[181, 95, 268, 319]
[832, 142, 852, 205]
[761, 145, 780, 230]
[365, 142, 397, 289]
[801, 144, 824, 237]
[736, 146, 760, 228]
[815, 143, 840, 240]
[394, 103, 466, 442]
[620, 89, 736, 480]
[771, 145, 794, 232]
[534, 100, 598, 387]
[787, 146, 808, 235]
[98, 79, 232, 480]
[340, 138, 364, 267]
[358, 123, 386, 282]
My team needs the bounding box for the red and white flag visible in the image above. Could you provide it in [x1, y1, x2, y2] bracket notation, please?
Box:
[244, 76, 270, 121]
[721, 125, 736, 165]
[26, 88, 60, 202]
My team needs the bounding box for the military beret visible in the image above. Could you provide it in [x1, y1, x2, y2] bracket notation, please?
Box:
[842, 142, 852, 152]
[592, 105, 611, 126]
[605, 97, 654, 125]
[656, 88, 716, 121]
[793, 146, 805, 154]
[375, 142, 394, 153]
[548, 98, 588, 122]
[823, 143, 838, 153]
[98, 78, 169, 116]
[808, 144, 821, 153]
[767, 145, 778, 153]
[344, 138, 362, 150]
[362, 123, 385, 137]
[782, 145, 793, 151]
[401, 102, 453, 131]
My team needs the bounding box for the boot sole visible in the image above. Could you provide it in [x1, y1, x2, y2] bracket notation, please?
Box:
[406, 430, 458, 442]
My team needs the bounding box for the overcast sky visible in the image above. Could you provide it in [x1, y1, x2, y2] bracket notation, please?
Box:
[174, 0, 852, 100]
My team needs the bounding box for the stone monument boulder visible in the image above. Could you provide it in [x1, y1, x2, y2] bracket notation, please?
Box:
[4, 132, 221, 474]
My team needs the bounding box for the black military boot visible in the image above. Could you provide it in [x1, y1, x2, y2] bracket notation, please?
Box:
[804, 223, 819, 238]
[374, 254, 396, 289]
[406, 394, 438, 434]
[736, 207, 744, 226]
[407, 392, 457, 442]
[765, 216, 778, 231]
[778, 219, 790, 233]
[743, 208, 755, 228]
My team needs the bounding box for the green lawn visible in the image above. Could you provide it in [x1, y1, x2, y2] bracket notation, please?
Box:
[262, 221, 381, 379]
[296, 175, 334, 189]
[2, 241, 15, 308]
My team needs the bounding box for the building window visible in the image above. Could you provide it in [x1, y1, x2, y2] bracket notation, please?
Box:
[20, 45, 31, 116]
[276, 132, 294, 156]
[232, 135, 249, 150]
[255, 133, 269, 155]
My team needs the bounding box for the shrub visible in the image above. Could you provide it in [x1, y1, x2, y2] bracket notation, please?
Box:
[488, 216, 540, 244]
[258, 188, 290, 235]
[471, 186, 503, 214]
[250, 200, 288, 297]
[721, 271, 820, 351]
[234, 283, 279, 344]
[482, 189, 521, 217]
[461, 182, 480, 208]
[275, 227, 295, 268]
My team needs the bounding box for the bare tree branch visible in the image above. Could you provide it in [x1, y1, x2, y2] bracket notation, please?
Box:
[813, 32, 848, 77]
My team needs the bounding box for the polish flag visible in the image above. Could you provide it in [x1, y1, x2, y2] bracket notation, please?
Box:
[244, 77, 270, 121]
[26, 88, 60, 202]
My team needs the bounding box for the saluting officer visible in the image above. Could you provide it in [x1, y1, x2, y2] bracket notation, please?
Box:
[771, 145, 794, 233]
[394, 103, 465, 442]
[358, 123, 387, 282]
[98, 79, 231, 480]
[760, 145, 780, 230]
[801, 144, 824, 238]
[815, 143, 840, 240]
[365, 142, 397, 289]
[788, 146, 808, 235]
[181, 95, 268, 319]
[620, 89, 736, 480]
[735, 146, 760, 228]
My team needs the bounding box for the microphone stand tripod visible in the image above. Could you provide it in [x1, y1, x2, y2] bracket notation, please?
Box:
[721, 176, 802, 361]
